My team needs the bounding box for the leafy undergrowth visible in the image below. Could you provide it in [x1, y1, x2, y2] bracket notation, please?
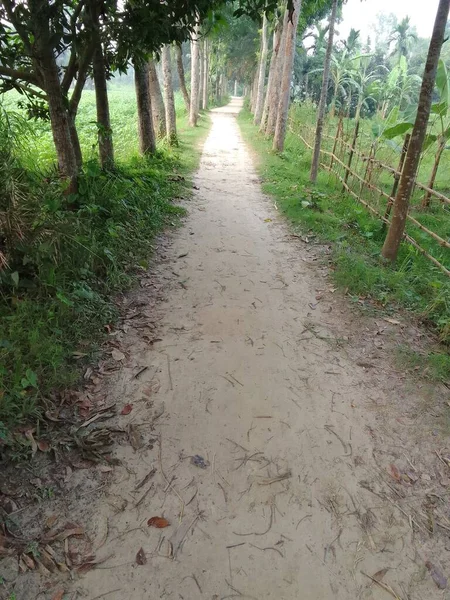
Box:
[238, 107, 450, 380]
[0, 103, 210, 447]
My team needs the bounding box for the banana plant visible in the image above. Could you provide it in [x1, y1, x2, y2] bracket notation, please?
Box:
[382, 59, 450, 208]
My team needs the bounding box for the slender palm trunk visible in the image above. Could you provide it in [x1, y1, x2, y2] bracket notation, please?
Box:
[310, 0, 337, 182]
[254, 13, 269, 125]
[266, 14, 287, 136]
[148, 59, 166, 139]
[189, 22, 200, 127]
[202, 40, 209, 109]
[273, 0, 302, 152]
[260, 27, 281, 133]
[134, 62, 156, 155]
[175, 43, 190, 113]
[199, 41, 204, 110]
[250, 70, 259, 113]
[381, 0, 450, 261]
[161, 45, 177, 145]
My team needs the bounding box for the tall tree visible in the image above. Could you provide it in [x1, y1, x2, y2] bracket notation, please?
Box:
[199, 40, 205, 110]
[175, 43, 191, 113]
[148, 58, 167, 138]
[189, 21, 201, 126]
[254, 13, 270, 125]
[273, 0, 301, 151]
[203, 39, 210, 109]
[260, 22, 281, 132]
[134, 61, 156, 155]
[381, 0, 450, 261]
[161, 44, 178, 145]
[265, 13, 286, 136]
[310, 0, 337, 182]
[389, 16, 417, 62]
[89, 0, 114, 169]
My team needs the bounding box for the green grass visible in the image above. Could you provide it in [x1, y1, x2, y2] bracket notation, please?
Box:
[238, 106, 450, 380]
[0, 87, 210, 446]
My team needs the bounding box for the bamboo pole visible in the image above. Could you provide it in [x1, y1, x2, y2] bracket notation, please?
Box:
[343, 120, 360, 191]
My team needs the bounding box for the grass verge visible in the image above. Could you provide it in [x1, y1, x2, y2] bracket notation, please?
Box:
[0, 99, 210, 446]
[237, 107, 450, 380]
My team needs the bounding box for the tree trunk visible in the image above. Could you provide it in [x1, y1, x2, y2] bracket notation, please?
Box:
[189, 22, 201, 127]
[250, 70, 259, 113]
[161, 45, 177, 145]
[261, 25, 281, 133]
[148, 58, 166, 139]
[310, 0, 337, 182]
[92, 43, 114, 168]
[31, 1, 78, 190]
[199, 41, 204, 110]
[234, 80, 238, 96]
[266, 15, 287, 136]
[202, 40, 209, 109]
[175, 43, 190, 113]
[273, 0, 302, 152]
[134, 62, 156, 155]
[422, 136, 446, 208]
[254, 13, 270, 126]
[381, 0, 450, 261]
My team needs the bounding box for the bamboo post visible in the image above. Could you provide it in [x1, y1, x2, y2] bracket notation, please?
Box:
[384, 133, 410, 222]
[422, 136, 446, 209]
[330, 115, 343, 170]
[343, 119, 360, 192]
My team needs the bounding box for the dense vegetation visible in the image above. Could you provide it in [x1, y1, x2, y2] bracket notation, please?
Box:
[238, 2, 450, 376]
[0, 89, 209, 441]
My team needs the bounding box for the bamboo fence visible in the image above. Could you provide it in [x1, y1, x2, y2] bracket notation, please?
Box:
[288, 116, 450, 277]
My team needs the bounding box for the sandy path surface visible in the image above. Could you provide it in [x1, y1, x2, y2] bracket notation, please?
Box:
[76, 98, 443, 600]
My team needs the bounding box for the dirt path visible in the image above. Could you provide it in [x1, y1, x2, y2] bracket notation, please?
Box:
[75, 98, 445, 599]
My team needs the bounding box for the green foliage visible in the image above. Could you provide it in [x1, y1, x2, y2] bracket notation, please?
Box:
[237, 108, 450, 357]
[0, 89, 209, 435]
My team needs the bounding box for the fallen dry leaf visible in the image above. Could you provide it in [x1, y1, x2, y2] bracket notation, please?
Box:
[37, 440, 50, 452]
[24, 429, 37, 456]
[389, 464, 401, 482]
[136, 547, 147, 565]
[45, 515, 58, 530]
[44, 526, 85, 543]
[383, 317, 401, 326]
[147, 516, 170, 529]
[426, 561, 448, 589]
[21, 553, 35, 570]
[121, 404, 133, 415]
[51, 590, 65, 600]
[372, 568, 388, 582]
[111, 349, 125, 361]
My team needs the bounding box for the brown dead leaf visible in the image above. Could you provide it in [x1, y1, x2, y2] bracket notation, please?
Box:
[389, 464, 401, 482]
[384, 317, 401, 326]
[372, 568, 388, 582]
[136, 547, 147, 565]
[37, 440, 50, 452]
[44, 526, 85, 543]
[121, 404, 133, 415]
[77, 553, 113, 574]
[21, 553, 36, 570]
[147, 517, 170, 529]
[24, 429, 37, 457]
[45, 515, 58, 530]
[51, 590, 65, 600]
[112, 349, 125, 361]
